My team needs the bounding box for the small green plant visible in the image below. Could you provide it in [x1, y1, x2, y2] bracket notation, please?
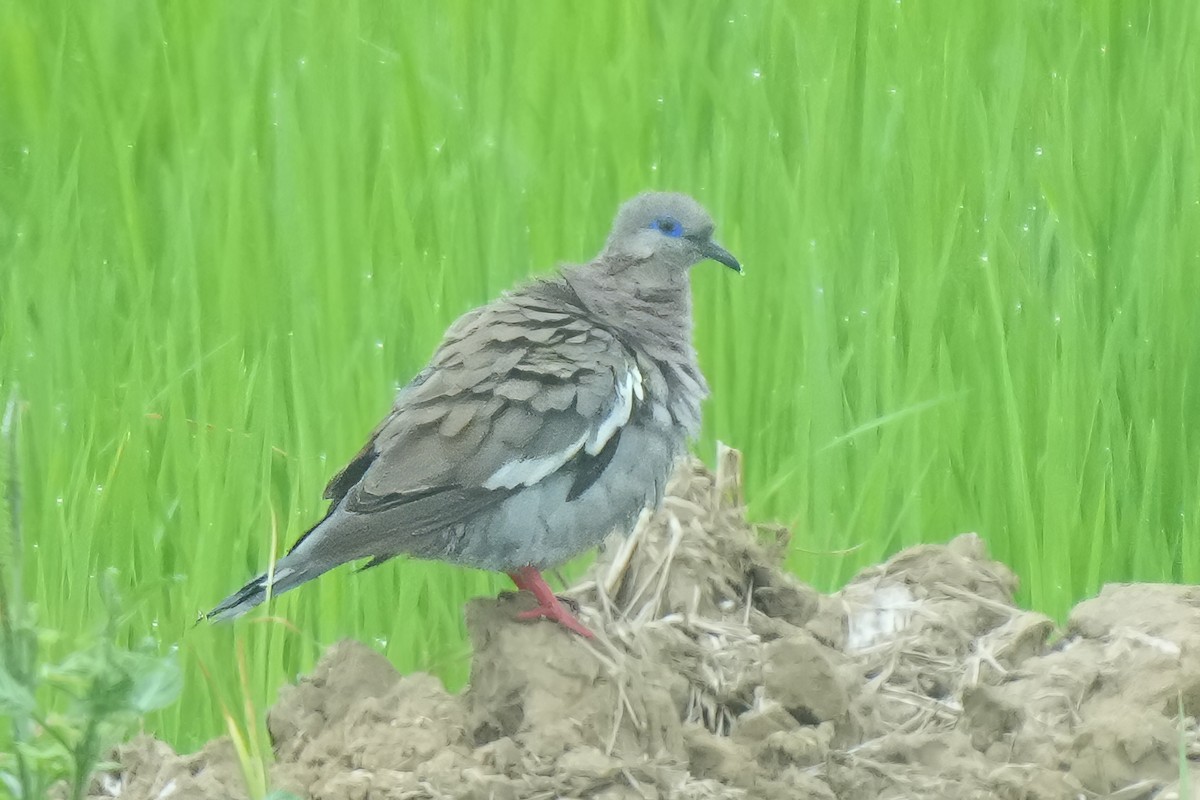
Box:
[0, 579, 183, 800]
[0, 397, 182, 800]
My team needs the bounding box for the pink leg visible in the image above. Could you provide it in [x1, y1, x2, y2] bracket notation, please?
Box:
[506, 566, 594, 639]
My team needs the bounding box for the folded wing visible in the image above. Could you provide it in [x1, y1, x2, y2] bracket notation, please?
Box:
[320, 287, 643, 538]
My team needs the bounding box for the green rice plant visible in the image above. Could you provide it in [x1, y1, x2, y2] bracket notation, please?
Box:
[195, 640, 272, 800]
[1, 0, 1197, 753]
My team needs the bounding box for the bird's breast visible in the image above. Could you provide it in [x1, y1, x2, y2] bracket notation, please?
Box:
[633, 351, 706, 439]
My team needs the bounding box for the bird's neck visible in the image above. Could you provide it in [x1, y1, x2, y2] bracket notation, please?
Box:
[561, 263, 709, 435]
[562, 264, 696, 357]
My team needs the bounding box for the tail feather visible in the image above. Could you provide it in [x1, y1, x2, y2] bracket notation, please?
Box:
[206, 565, 308, 622]
[207, 501, 351, 622]
[207, 499, 381, 622]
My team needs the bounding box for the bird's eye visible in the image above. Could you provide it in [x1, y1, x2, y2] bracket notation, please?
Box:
[651, 217, 684, 238]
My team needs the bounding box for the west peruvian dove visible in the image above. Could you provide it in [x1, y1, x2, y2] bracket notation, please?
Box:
[207, 192, 740, 637]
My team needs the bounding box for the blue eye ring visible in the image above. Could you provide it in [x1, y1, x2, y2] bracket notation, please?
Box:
[651, 217, 684, 238]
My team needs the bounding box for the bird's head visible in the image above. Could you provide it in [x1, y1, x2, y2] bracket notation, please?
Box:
[602, 192, 741, 275]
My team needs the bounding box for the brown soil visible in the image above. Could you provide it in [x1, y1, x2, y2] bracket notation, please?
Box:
[90, 449, 1200, 799]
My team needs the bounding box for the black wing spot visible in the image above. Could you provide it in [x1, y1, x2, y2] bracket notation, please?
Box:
[356, 554, 394, 573]
[323, 442, 378, 502]
[565, 428, 622, 502]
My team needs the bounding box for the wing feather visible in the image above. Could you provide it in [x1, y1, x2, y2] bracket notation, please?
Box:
[334, 282, 646, 521]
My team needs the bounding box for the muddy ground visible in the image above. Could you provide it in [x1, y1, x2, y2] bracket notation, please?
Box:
[92, 449, 1199, 799]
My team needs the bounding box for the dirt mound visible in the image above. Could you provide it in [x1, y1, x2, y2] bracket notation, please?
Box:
[90, 449, 1200, 799]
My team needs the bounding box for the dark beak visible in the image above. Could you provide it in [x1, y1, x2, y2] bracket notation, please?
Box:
[697, 239, 742, 273]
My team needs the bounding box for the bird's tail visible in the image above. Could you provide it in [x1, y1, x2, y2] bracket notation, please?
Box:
[206, 501, 367, 622]
[205, 564, 313, 622]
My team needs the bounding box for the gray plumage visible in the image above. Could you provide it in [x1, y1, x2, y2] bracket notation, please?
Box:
[208, 192, 740, 623]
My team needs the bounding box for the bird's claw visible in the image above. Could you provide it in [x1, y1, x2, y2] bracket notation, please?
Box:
[506, 565, 594, 638]
[516, 598, 595, 639]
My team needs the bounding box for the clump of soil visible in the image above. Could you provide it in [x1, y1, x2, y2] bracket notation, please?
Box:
[90, 448, 1200, 799]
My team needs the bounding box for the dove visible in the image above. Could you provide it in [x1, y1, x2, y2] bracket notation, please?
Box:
[208, 192, 740, 637]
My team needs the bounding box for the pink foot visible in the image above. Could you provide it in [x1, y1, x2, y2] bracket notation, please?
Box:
[507, 566, 594, 639]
